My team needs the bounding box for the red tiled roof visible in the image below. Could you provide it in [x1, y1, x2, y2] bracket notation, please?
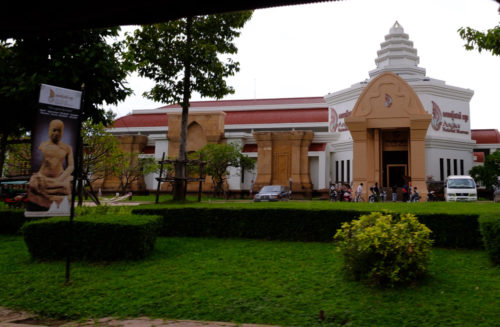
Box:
[474, 152, 485, 163]
[157, 97, 326, 109]
[143, 146, 155, 154]
[242, 144, 258, 152]
[113, 113, 168, 128]
[112, 108, 327, 128]
[471, 129, 500, 144]
[309, 143, 326, 151]
[241, 143, 326, 153]
[226, 109, 327, 124]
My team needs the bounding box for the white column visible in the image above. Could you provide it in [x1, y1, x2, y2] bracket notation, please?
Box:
[318, 151, 326, 189]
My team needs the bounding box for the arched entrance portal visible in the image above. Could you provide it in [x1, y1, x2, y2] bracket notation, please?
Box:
[345, 72, 431, 200]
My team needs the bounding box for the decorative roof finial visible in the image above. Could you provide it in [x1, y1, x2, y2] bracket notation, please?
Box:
[390, 21, 404, 34]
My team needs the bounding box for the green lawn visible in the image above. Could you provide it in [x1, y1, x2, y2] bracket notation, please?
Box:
[0, 235, 499, 327]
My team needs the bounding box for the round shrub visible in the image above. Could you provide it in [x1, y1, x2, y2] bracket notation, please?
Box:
[334, 212, 433, 287]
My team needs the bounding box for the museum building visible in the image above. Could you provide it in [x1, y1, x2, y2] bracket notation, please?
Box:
[108, 22, 499, 199]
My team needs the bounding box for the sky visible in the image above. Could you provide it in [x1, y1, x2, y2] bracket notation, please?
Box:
[107, 0, 500, 130]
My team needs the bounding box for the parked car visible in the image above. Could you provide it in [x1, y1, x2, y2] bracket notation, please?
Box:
[444, 175, 477, 202]
[253, 185, 290, 202]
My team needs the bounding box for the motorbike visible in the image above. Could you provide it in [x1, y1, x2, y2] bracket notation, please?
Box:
[343, 191, 352, 202]
[427, 191, 438, 202]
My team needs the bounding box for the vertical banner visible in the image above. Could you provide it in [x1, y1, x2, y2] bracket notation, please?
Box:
[25, 84, 82, 217]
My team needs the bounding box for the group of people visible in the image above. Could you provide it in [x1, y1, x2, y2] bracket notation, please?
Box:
[330, 181, 421, 202]
[329, 183, 354, 202]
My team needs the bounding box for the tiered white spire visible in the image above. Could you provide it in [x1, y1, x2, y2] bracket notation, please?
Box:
[369, 21, 426, 81]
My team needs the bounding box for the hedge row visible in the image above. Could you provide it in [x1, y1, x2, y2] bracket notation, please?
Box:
[479, 216, 500, 265]
[0, 209, 28, 235]
[22, 214, 161, 261]
[132, 208, 483, 249]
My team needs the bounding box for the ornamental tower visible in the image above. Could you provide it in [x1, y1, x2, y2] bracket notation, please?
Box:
[369, 21, 426, 81]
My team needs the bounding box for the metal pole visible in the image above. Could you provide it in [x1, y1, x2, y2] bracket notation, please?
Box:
[198, 153, 203, 202]
[155, 152, 165, 204]
[66, 84, 84, 284]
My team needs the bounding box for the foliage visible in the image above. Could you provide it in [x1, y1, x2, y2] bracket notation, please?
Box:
[0, 28, 131, 177]
[334, 212, 433, 286]
[124, 12, 253, 104]
[21, 214, 161, 261]
[458, 21, 500, 56]
[469, 151, 500, 190]
[81, 119, 121, 185]
[124, 12, 252, 201]
[111, 152, 158, 195]
[2, 138, 30, 177]
[479, 215, 500, 265]
[1, 236, 499, 326]
[195, 143, 255, 196]
[0, 209, 26, 235]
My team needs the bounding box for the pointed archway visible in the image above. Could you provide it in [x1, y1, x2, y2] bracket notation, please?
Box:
[344, 72, 431, 200]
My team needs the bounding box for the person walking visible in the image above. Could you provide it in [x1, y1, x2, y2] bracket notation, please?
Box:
[356, 182, 363, 202]
[391, 185, 398, 202]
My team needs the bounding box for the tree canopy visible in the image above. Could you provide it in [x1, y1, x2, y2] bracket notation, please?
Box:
[469, 151, 500, 190]
[458, 21, 500, 56]
[195, 143, 255, 196]
[0, 27, 132, 177]
[125, 12, 252, 200]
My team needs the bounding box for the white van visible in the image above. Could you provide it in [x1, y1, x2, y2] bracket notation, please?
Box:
[444, 175, 477, 202]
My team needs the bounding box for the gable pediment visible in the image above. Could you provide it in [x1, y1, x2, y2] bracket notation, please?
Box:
[351, 72, 427, 120]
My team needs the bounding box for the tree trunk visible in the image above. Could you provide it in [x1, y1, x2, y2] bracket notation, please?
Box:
[173, 16, 193, 202]
[0, 131, 8, 178]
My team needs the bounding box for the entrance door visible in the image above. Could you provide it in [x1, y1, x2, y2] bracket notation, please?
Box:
[387, 164, 407, 188]
[272, 152, 290, 185]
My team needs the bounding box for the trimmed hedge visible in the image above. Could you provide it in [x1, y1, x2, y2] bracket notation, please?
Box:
[0, 209, 29, 235]
[479, 216, 500, 265]
[132, 208, 483, 248]
[418, 214, 483, 249]
[22, 214, 161, 261]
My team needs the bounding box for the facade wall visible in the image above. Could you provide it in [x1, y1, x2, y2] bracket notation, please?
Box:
[426, 146, 473, 182]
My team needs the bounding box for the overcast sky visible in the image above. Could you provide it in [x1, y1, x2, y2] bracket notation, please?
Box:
[107, 0, 499, 130]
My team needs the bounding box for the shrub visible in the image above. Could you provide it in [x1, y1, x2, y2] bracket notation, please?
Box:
[0, 209, 26, 235]
[479, 215, 500, 265]
[334, 212, 433, 287]
[22, 214, 161, 261]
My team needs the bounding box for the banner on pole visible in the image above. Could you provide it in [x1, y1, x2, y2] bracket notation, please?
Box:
[25, 84, 82, 217]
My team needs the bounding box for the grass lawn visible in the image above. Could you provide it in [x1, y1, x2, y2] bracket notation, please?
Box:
[0, 235, 499, 327]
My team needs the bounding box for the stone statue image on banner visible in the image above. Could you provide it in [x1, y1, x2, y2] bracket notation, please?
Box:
[26, 119, 74, 213]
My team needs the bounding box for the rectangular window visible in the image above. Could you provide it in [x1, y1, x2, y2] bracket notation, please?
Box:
[460, 160, 464, 175]
[341, 160, 345, 182]
[440, 158, 444, 181]
[347, 160, 351, 184]
[335, 161, 339, 183]
[447, 159, 451, 177]
[453, 159, 458, 175]
[241, 167, 245, 184]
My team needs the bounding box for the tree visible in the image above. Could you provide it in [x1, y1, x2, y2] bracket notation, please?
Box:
[458, 21, 500, 56]
[124, 12, 253, 201]
[196, 143, 255, 197]
[469, 151, 500, 190]
[112, 151, 158, 196]
[80, 118, 122, 204]
[0, 28, 132, 176]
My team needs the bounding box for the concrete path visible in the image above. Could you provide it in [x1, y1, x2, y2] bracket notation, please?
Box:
[0, 307, 280, 327]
